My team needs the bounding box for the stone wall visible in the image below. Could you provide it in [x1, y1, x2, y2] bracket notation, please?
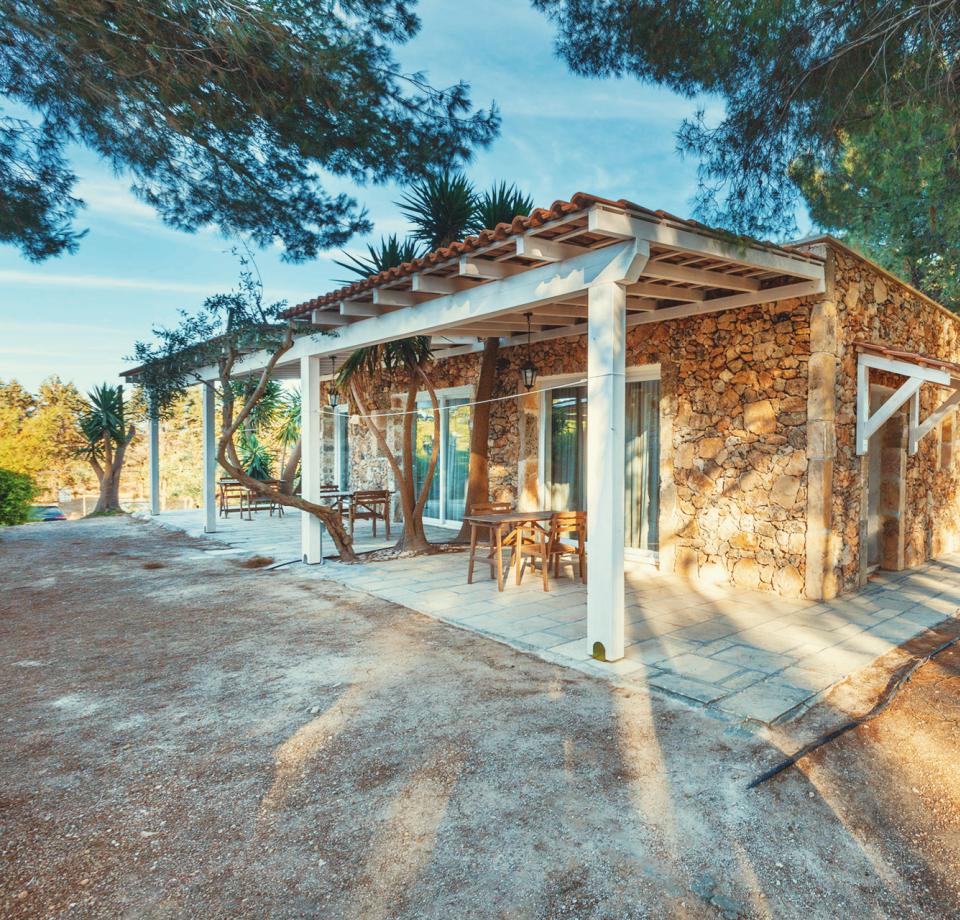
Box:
[319, 295, 818, 597]
[304, 240, 960, 599]
[830, 243, 960, 593]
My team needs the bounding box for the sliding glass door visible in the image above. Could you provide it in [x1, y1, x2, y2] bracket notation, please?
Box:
[624, 379, 660, 553]
[546, 387, 587, 511]
[414, 394, 471, 525]
[543, 373, 660, 555]
[334, 406, 350, 490]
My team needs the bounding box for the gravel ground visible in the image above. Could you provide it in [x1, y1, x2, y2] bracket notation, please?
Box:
[1, 517, 958, 919]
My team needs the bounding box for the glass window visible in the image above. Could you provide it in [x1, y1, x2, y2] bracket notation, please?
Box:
[414, 404, 441, 520]
[543, 377, 660, 553]
[335, 408, 350, 490]
[546, 387, 587, 511]
[443, 398, 471, 522]
[625, 379, 660, 553]
[413, 395, 472, 524]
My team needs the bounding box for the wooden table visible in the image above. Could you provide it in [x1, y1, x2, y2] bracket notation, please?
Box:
[464, 511, 553, 592]
[317, 489, 352, 513]
[219, 478, 288, 520]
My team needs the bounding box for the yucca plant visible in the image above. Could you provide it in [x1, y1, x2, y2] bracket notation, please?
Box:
[334, 234, 422, 282]
[238, 430, 273, 480]
[471, 182, 535, 233]
[230, 377, 283, 432]
[77, 384, 136, 514]
[398, 171, 478, 249]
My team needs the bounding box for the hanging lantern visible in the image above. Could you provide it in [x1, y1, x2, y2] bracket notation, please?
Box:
[327, 356, 339, 408]
[520, 311, 537, 391]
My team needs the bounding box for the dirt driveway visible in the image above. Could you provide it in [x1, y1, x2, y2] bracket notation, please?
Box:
[1, 518, 959, 919]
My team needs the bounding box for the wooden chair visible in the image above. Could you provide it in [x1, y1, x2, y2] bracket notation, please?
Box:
[349, 489, 390, 538]
[518, 511, 587, 588]
[319, 483, 343, 512]
[218, 479, 248, 518]
[468, 501, 513, 546]
[548, 511, 587, 581]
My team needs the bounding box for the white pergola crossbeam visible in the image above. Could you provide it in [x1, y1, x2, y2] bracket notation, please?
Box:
[515, 235, 583, 263]
[340, 300, 382, 317]
[910, 389, 960, 455]
[458, 256, 525, 280]
[412, 273, 470, 295]
[855, 351, 953, 455]
[311, 309, 350, 326]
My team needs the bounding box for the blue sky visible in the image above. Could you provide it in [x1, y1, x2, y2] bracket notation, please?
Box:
[1, 0, 738, 393]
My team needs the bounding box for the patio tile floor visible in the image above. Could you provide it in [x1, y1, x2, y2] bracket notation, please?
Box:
[148, 508, 960, 725]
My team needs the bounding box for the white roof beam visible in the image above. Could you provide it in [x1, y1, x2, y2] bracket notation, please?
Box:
[625, 297, 660, 312]
[208, 239, 649, 379]
[588, 207, 825, 281]
[515, 235, 584, 263]
[311, 309, 351, 326]
[642, 261, 760, 292]
[339, 300, 382, 317]
[373, 289, 422, 307]
[627, 280, 824, 327]
[458, 256, 525, 280]
[629, 281, 706, 301]
[412, 273, 471, 295]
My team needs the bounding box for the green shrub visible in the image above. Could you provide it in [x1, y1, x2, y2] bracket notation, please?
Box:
[0, 468, 39, 526]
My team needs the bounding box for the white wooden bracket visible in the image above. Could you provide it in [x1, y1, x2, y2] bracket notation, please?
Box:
[909, 388, 960, 455]
[856, 352, 953, 455]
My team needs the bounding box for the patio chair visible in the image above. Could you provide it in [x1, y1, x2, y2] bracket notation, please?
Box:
[549, 511, 587, 581]
[319, 483, 344, 512]
[218, 479, 248, 518]
[349, 489, 390, 538]
[467, 501, 513, 546]
[518, 511, 587, 587]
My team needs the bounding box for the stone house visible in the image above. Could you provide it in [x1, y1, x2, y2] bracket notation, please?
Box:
[143, 194, 960, 662]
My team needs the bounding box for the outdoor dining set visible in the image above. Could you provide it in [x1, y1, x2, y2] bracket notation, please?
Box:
[218, 478, 391, 536]
[218, 477, 579, 590]
[464, 503, 586, 594]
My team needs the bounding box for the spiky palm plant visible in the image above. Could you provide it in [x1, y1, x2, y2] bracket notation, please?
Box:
[230, 377, 283, 433]
[78, 384, 135, 514]
[238, 430, 273, 480]
[471, 182, 535, 233]
[398, 171, 478, 249]
[333, 234, 422, 282]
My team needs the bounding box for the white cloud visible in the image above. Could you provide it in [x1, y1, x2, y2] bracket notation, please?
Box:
[0, 270, 314, 302]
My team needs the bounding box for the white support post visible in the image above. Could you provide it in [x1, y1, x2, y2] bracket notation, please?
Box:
[586, 281, 627, 662]
[855, 355, 869, 455]
[908, 389, 921, 456]
[910, 388, 960, 455]
[149, 415, 160, 516]
[300, 355, 324, 564]
[201, 384, 217, 533]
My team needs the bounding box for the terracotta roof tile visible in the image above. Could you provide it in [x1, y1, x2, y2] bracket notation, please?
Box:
[282, 192, 817, 320]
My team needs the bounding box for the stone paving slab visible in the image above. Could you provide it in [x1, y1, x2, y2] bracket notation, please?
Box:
[146, 509, 960, 725]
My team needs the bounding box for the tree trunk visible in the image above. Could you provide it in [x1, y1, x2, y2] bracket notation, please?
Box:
[455, 337, 499, 542]
[349, 374, 439, 555]
[279, 439, 301, 494]
[214, 342, 359, 563]
[90, 424, 134, 514]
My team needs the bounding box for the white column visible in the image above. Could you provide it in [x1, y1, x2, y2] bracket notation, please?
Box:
[586, 281, 627, 661]
[301, 355, 324, 563]
[149, 415, 161, 516]
[201, 384, 218, 533]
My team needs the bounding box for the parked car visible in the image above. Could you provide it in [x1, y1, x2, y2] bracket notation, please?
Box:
[29, 505, 67, 522]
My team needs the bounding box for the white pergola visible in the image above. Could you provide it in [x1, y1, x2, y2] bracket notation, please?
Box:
[855, 341, 960, 456]
[145, 198, 826, 662]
